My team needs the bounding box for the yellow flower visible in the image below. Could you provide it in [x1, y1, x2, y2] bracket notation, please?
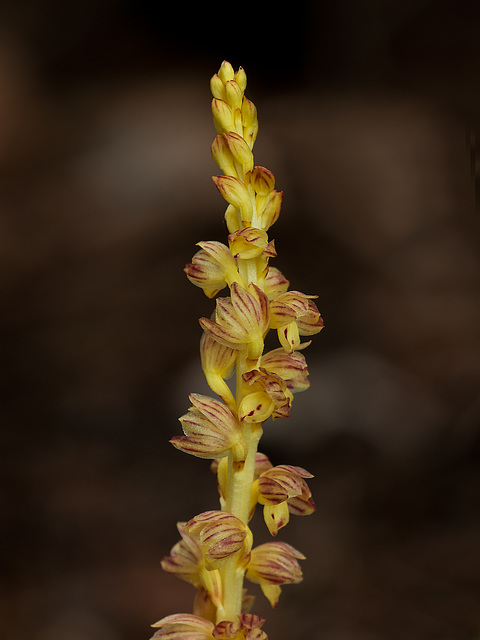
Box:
[161, 522, 223, 609]
[150, 613, 269, 640]
[245, 542, 305, 607]
[185, 241, 240, 298]
[173, 393, 246, 461]
[199, 283, 270, 360]
[238, 369, 293, 423]
[269, 290, 324, 352]
[256, 465, 315, 535]
[184, 510, 252, 571]
[260, 347, 310, 393]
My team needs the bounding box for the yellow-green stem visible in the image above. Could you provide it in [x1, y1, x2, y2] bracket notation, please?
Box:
[218, 347, 263, 623]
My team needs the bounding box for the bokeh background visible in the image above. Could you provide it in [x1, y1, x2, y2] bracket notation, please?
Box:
[1, 1, 480, 639]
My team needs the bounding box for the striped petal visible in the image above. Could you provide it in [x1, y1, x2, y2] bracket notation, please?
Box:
[185, 510, 250, 571]
[259, 190, 283, 231]
[264, 267, 289, 300]
[212, 175, 253, 223]
[228, 228, 275, 260]
[260, 348, 310, 393]
[256, 465, 315, 534]
[161, 522, 203, 585]
[151, 614, 215, 640]
[201, 284, 269, 360]
[246, 542, 305, 607]
[173, 394, 245, 461]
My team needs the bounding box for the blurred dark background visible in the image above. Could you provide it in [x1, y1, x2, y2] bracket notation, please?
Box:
[1, 1, 480, 639]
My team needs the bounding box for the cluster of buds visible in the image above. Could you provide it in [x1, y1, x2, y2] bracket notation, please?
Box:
[152, 61, 323, 640]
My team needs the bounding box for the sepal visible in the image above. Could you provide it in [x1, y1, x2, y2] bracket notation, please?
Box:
[151, 614, 215, 640]
[261, 348, 310, 393]
[200, 332, 237, 409]
[161, 522, 203, 585]
[264, 267, 289, 300]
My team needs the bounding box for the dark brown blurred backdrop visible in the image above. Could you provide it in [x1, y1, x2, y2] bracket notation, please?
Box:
[1, 1, 480, 639]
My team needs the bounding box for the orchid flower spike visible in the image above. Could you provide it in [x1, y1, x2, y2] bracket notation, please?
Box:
[153, 60, 325, 639]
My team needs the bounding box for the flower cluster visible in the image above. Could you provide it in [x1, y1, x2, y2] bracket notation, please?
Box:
[153, 61, 323, 639]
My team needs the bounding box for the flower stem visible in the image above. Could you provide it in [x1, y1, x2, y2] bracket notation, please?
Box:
[219, 347, 263, 623]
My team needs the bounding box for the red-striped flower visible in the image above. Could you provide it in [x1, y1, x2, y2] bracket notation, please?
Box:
[173, 393, 246, 461]
[199, 283, 270, 360]
[269, 291, 324, 353]
[238, 369, 293, 423]
[184, 510, 251, 571]
[256, 465, 315, 535]
[184, 241, 240, 298]
[260, 348, 310, 393]
[245, 542, 305, 607]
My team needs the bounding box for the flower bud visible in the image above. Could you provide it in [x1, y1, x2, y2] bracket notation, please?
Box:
[225, 80, 244, 109]
[210, 73, 225, 100]
[234, 67, 247, 91]
[212, 134, 237, 176]
[218, 60, 235, 83]
[212, 175, 253, 223]
[212, 98, 235, 134]
[225, 132, 254, 172]
[241, 98, 258, 149]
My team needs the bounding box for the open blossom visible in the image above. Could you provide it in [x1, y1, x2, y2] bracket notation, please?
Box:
[184, 510, 251, 571]
[200, 282, 270, 360]
[161, 522, 223, 609]
[185, 241, 240, 298]
[270, 291, 324, 353]
[151, 613, 268, 640]
[256, 465, 315, 535]
[260, 348, 310, 393]
[238, 369, 293, 423]
[245, 542, 305, 607]
[173, 393, 246, 461]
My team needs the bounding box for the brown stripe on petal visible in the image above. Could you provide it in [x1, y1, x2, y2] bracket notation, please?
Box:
[199, 317, 246, 348]
[287, 494, 316, 516]
[276, 464, 314, 479]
